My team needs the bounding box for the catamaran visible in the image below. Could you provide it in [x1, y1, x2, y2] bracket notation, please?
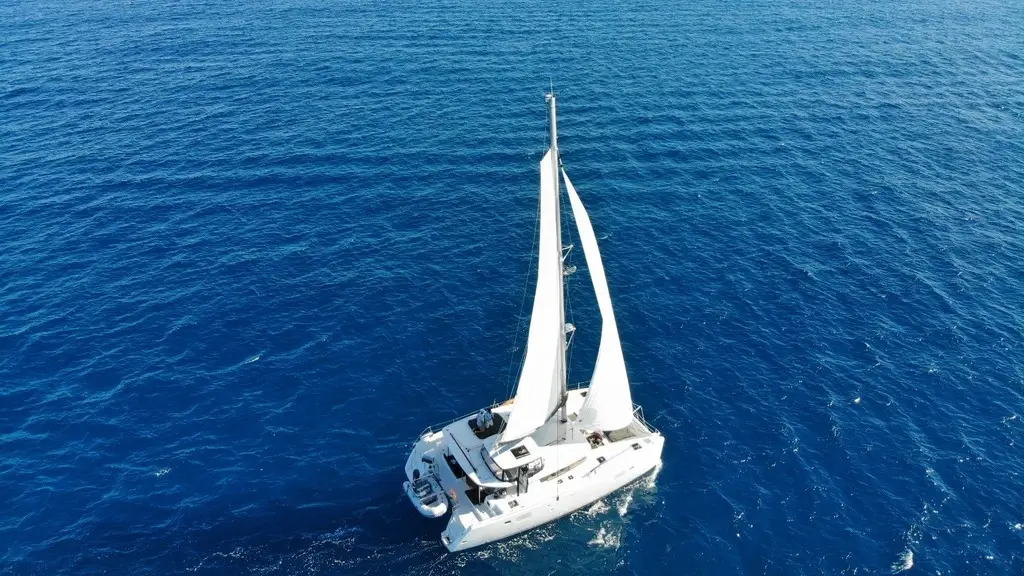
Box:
[403, 92, 664, 552]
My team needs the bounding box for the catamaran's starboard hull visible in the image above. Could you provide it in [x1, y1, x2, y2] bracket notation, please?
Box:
[403, 410, 664, 553]
[440, 434, 663, 552]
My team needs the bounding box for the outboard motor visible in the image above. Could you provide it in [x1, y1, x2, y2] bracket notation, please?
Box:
[412, 477, 433, 497]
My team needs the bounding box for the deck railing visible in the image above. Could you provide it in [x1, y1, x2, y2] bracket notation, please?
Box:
[415, 394, 661, 442]
[416, 406, 493, 441]
[632, 404, 660, 434]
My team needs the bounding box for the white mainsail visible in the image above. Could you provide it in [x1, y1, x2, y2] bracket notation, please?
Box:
[563, 169, 634, 431]
[499, 149, 566, 443]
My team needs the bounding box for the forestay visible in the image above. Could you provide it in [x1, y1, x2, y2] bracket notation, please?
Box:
[563, 169, 634, 431]
[499, 149, 566, 443]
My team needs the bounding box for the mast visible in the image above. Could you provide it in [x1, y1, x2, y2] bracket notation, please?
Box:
[497, 93, 570, 444]
[547, 91, 569, 422]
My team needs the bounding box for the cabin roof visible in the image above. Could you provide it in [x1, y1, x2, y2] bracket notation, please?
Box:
[491, 436, 541, 470]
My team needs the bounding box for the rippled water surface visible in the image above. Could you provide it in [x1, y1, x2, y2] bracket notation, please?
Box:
[3, 0, 1024, 574]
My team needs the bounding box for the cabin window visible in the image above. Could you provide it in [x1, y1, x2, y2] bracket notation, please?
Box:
[524, 457, 544, 477]
[481, 448, 544, 482]
[481, 448, 517, 482]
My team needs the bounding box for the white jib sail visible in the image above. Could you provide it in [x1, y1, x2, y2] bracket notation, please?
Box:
[563, 168, 634, 431]
[500, 149, 565, 443]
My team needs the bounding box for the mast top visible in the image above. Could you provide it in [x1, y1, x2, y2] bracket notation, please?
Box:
[546, 92, 558, 155]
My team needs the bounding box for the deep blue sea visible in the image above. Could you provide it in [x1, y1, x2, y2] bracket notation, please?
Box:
[3, 0, 1024, 574]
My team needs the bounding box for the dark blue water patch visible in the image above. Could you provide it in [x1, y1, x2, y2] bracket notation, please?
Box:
[3, 0, 1024, 574]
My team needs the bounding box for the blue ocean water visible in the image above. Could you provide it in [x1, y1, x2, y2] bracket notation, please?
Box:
[3, 0, 1024, 573]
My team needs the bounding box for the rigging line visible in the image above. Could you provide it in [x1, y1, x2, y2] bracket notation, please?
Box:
[502, 143, 544, 400]
[504, 100, 553, 399]
[561, 160, 577, 385]
[503, 197, 541, 400]
[564, 237, 576, 383]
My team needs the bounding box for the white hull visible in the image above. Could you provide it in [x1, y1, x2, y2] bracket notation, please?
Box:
[404, 389, 663, 552]
[404, 94, 665, 552]
[444, 438, 661, 551]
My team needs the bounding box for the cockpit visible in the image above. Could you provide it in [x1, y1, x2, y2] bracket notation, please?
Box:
[481, 446, 543, 482]
[478, 437, 544, 497]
